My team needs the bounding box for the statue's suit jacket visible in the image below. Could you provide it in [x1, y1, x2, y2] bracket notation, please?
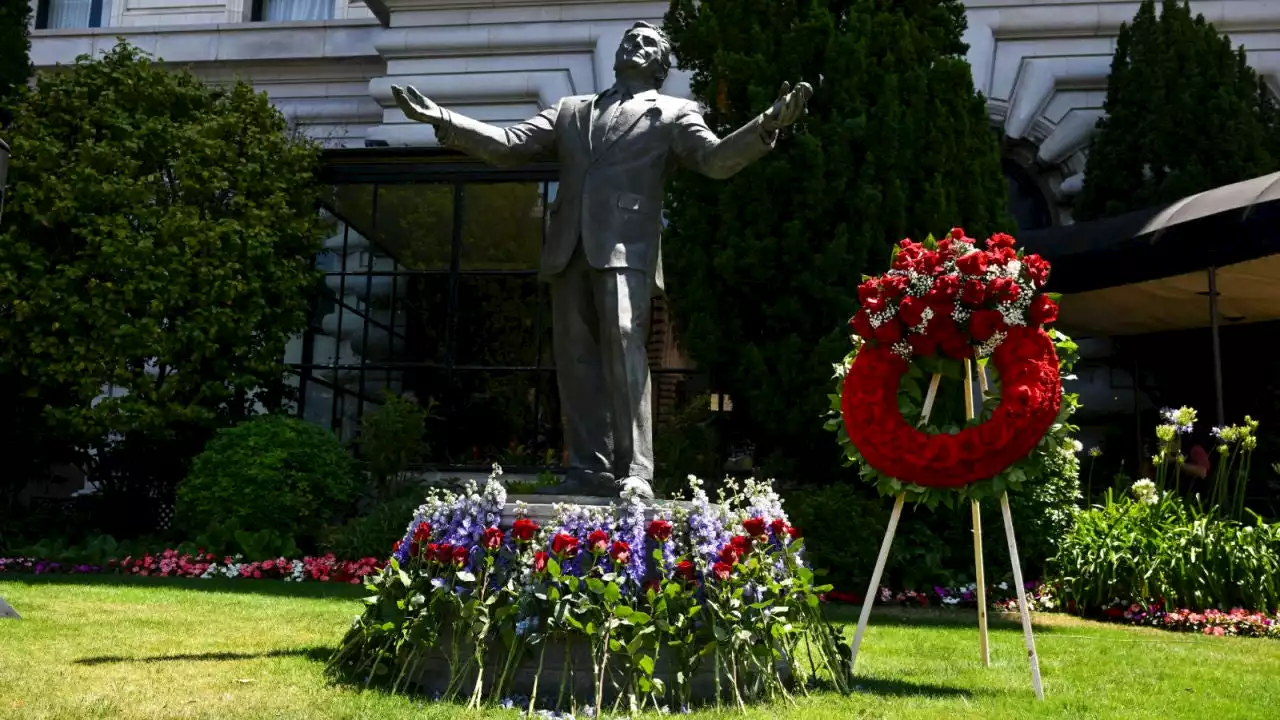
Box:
[436, 88, 776, 290]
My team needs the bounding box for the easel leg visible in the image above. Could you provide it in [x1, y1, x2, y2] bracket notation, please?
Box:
[963, 357, 991, 667]
[849, 492, 905, 676]
[972, 499, 990, 666]
[1000, 491, 1045, 700]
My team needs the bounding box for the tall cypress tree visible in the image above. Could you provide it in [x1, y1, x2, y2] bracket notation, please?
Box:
[0, 0, 33, 127]
[662, 0, 1010, 477]
[1076, 0, 1280, 220]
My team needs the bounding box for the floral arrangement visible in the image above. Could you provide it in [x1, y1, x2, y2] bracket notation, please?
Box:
[824, 580, 1058, 612]
[824, 582, 1279, 641]
[827, 228, 1081, 504]
[326, 469, 849, 715]
[1093, 598, 1280, 639]
[0, 551, 383, 584]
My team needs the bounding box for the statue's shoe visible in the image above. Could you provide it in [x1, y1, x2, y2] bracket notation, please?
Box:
[619, 476, 655, 500]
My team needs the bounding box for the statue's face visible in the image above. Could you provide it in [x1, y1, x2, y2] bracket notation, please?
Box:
[614, 27, 665, 78]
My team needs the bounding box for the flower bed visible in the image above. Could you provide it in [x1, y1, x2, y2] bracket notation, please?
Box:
[327, 473, 849, 715]
[0, 552, 383, 584]
[821, 582, 1280, 640]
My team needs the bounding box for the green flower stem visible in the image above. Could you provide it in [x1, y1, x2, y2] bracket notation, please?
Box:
[726, 647, 746, 710]
[555, 637, 570, 712]
[526, 639, 548, 719]
[593, 624, 612, 717]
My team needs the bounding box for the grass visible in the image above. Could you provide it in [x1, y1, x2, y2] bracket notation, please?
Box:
[1, 575, 1277, 719]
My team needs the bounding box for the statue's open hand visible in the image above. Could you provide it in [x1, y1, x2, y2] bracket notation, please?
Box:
[761, 81, 813, 133]
[392, 84, 444, 126]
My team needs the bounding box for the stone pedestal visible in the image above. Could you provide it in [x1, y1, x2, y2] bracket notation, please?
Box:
[499, 494, 705, 528]
[410, 625, 791, 706]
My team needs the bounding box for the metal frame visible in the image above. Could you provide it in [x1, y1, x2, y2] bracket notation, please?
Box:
[298, 148, 703, 471]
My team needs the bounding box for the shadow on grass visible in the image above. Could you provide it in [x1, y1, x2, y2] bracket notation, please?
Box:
[852, 676, 977, 698]
[76, 646, 334, 666]
[2, 572, 368, 600]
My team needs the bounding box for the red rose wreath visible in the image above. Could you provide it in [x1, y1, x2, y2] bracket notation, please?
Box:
[836, 229, 1072, 491]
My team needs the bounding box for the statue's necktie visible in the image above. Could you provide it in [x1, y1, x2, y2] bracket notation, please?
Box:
[594, 91, 628, 150]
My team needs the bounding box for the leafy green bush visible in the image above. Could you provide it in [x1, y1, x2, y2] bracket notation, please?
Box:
[786, 470, 1079, 594]
[321, 490, 420, 561]
[653, 394, 723, 499]
[1052, 487, 1280, 611]
[357, 392, 434, 502]
[176, 415, 358, 544]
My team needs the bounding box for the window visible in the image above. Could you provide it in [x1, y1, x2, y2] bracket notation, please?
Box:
[292, 174, 558, 467]
[37, 0, 110, 29]
[252, 0, 334, 22]
[295, 153, 704, 471]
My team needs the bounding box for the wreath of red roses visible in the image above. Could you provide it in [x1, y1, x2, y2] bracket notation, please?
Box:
[841, 326, 1061, 488]
[838, 229, 1064, 489]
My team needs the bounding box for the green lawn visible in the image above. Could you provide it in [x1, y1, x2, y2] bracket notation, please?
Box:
[1, 576, 1276, 719]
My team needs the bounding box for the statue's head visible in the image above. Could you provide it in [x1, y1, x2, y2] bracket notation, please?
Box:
[614, 22, 672, 90]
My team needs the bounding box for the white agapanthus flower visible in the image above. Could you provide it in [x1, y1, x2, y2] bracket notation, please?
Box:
[1131, 478, 1158, 505]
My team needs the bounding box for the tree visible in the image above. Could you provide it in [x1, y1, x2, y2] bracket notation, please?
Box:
[1076, 0, 1280, 220]
[0, 43, 327, 532]
[0, 0, 32, 126]
[662, 0, 1010, 477]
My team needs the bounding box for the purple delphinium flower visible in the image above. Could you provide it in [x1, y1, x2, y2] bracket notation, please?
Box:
[618, 494, 647, 590]
[686, 479, 730, 567]
[552, 503, 611, 577]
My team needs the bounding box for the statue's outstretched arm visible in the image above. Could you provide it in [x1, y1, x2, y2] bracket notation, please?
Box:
[393, 84, 558, 168]
[671, 81, 812, 180]
[672, 104, 776, 180]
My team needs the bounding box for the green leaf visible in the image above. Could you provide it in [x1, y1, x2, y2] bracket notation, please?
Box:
[604, 582, 622, 604]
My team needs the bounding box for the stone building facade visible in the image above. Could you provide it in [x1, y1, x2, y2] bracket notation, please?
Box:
[24, 0, 1280, 466]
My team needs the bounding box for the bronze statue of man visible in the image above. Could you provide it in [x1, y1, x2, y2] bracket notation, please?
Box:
[393, 22, 811, 499]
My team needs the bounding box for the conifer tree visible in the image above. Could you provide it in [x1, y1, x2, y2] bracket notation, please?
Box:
[662, 0, 1010, 476]
[1076, 0, 1280, 220]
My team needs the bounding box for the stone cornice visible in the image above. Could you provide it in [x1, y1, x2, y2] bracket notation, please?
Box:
[30, 20, 381, 68]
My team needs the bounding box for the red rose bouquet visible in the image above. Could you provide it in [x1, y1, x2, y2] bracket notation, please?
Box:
[827, 229, 1081, 503]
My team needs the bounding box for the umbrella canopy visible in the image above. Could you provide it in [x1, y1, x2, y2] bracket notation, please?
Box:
[1020, 170, 1280, 336]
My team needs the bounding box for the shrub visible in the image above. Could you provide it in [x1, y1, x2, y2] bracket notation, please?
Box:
[787, 460, 1079, 594]
[1053, 407, 1280, 611]
[321, 489, 422, 561]
[652, 394, 723, 499]
[0, 42, 326, 529]
[1052, 487, 1280, 611]
[357, 392, 434, 502]
[176, 415, 358, 543]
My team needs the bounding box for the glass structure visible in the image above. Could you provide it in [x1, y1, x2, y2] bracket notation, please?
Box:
[290, 149, 700, 471]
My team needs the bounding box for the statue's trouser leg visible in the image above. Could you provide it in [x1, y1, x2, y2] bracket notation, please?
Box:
[550, 250, 614, 488]
[594, 266, 654, 483]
